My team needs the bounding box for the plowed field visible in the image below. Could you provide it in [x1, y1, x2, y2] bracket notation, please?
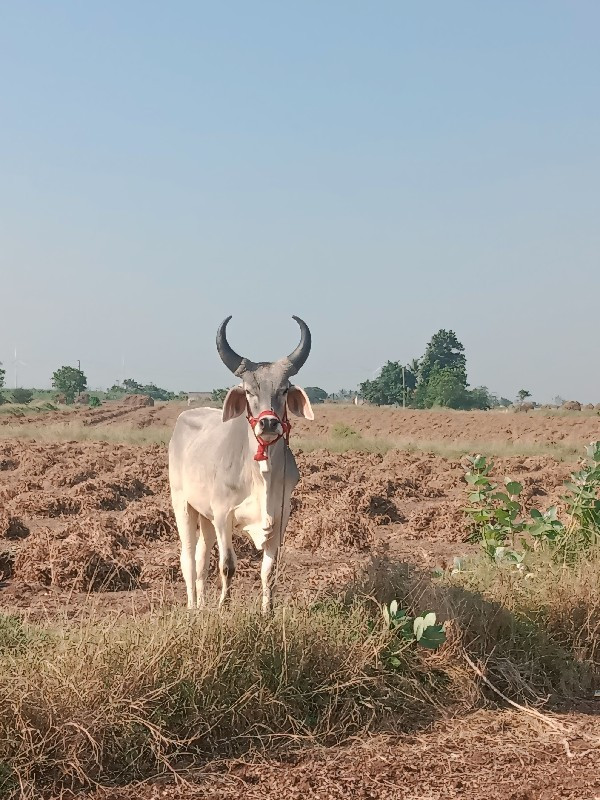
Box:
[1, 402, 598, 799]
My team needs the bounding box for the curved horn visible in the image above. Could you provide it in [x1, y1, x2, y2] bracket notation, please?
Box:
[286, 316, 312, 374]
[216, 316, 244, 375]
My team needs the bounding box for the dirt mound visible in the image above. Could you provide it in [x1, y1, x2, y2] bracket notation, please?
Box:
[15, 522, 141, 591]
[10, 492, 82, 518]
[0, 551, 14, 581]
[122, 394, 154, 407]
[74, 476, 153, 511]
[562, 400, 582, 411]
[119, 502, 175, 542]
[288, 453, 406, 551]
[0, 510, 29, 539]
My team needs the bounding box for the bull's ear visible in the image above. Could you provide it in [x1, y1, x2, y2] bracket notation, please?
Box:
[222, 385, 246, 422]
[287, 385, 314, 420]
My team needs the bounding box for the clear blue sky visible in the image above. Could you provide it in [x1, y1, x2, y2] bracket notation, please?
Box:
[1, 1, 598, 401]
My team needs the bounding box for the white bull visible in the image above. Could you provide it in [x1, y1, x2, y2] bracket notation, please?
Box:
[168, 316, 313, 613]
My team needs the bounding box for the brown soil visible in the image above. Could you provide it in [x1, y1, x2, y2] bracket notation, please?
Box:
[1, 406, 598, 799]
[85, 711, 599, 800]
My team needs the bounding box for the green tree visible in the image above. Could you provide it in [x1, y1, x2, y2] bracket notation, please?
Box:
[466, 386, 494, 410]
[304, 387, 328, 404]
[211, 388, 228, 405]
[360, 361, 417, 406]
[123, 378, 142, 393]
[517, 389, 531, 403]
[52, 366, 87, 404]
[420, 367, 467, 409]
[11, 388, 34, 404]
[419, 330, 467, 386]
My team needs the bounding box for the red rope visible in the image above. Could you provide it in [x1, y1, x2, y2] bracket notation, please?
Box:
[247, 405, 291, 461]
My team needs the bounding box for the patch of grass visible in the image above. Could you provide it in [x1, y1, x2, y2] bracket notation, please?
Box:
[443, 552, 600, 691]
[0, 599, 459, 797]
[1, 550, 598, 797]
[294, 435, 394, 455]
[294, 436, 582, 461]
[0, 422, 170, 446]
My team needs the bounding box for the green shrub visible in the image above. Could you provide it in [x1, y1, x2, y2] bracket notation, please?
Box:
[10, 389, 33, 405]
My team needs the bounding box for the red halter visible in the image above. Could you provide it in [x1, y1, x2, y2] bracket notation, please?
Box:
[246, 404, 291, 461]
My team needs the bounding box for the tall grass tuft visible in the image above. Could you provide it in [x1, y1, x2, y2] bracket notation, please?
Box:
[0, 600, 450, 797]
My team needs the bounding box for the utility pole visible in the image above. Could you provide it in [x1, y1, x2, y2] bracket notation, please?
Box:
[402, 366, 406, 408]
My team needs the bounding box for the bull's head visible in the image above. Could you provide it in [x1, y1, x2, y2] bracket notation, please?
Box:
[217, 315, 314, 440]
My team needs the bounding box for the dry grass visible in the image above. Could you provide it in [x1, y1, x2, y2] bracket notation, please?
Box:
[1, 551, 598, 798]
[0, 422, 170, 446]
[0, 417, 587, 461]
[294, 435, 582, 461]
[0, 599, 456, 798]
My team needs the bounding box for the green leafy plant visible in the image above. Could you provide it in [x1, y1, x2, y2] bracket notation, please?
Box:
[555, 441, 600, 559]
[464, 455, 525, 560]
[464, 444, 600, 565]
[89, 396, 101, 408]
[528, 506, 564, 545]
[382, 601, 446, 654]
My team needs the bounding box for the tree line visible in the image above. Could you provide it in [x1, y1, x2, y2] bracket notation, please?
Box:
[359, 329, 512, 410]
[0, 363, 179, 406]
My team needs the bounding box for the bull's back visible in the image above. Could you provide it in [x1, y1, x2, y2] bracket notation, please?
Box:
[168, 408, 223, 490]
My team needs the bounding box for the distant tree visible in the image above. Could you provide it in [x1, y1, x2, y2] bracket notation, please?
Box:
[498, 397, 512, 407]
[0, 362, 5, 389]
[109, 378, 174, 401]
[465, 386, 494, 410]
[141, 383, 175, 401]
[517, 389, 531, 403]
[211, 388, 228, 405]
[52, 366, 87, 404]
[304, 387, 328, 404]
[552, 395, 565, 407]
[123, 377, 142, 393]
[419, 368, 468, 409]
[329, 388, 354, 403]
[419, 330, 467, 386]
[360, 361, 416, 406]
[11, 388, 34, 404]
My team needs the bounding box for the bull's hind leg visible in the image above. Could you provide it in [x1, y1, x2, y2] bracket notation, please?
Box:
[214, 511, 236, 608]
[196, 515, 216, 608]
[173, 495, 199, 609]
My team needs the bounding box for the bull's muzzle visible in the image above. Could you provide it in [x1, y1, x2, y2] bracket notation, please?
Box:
[256, 416, 282, 438]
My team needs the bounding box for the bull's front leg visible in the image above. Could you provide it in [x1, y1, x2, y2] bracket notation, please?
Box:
[260, 537, 278, 615]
